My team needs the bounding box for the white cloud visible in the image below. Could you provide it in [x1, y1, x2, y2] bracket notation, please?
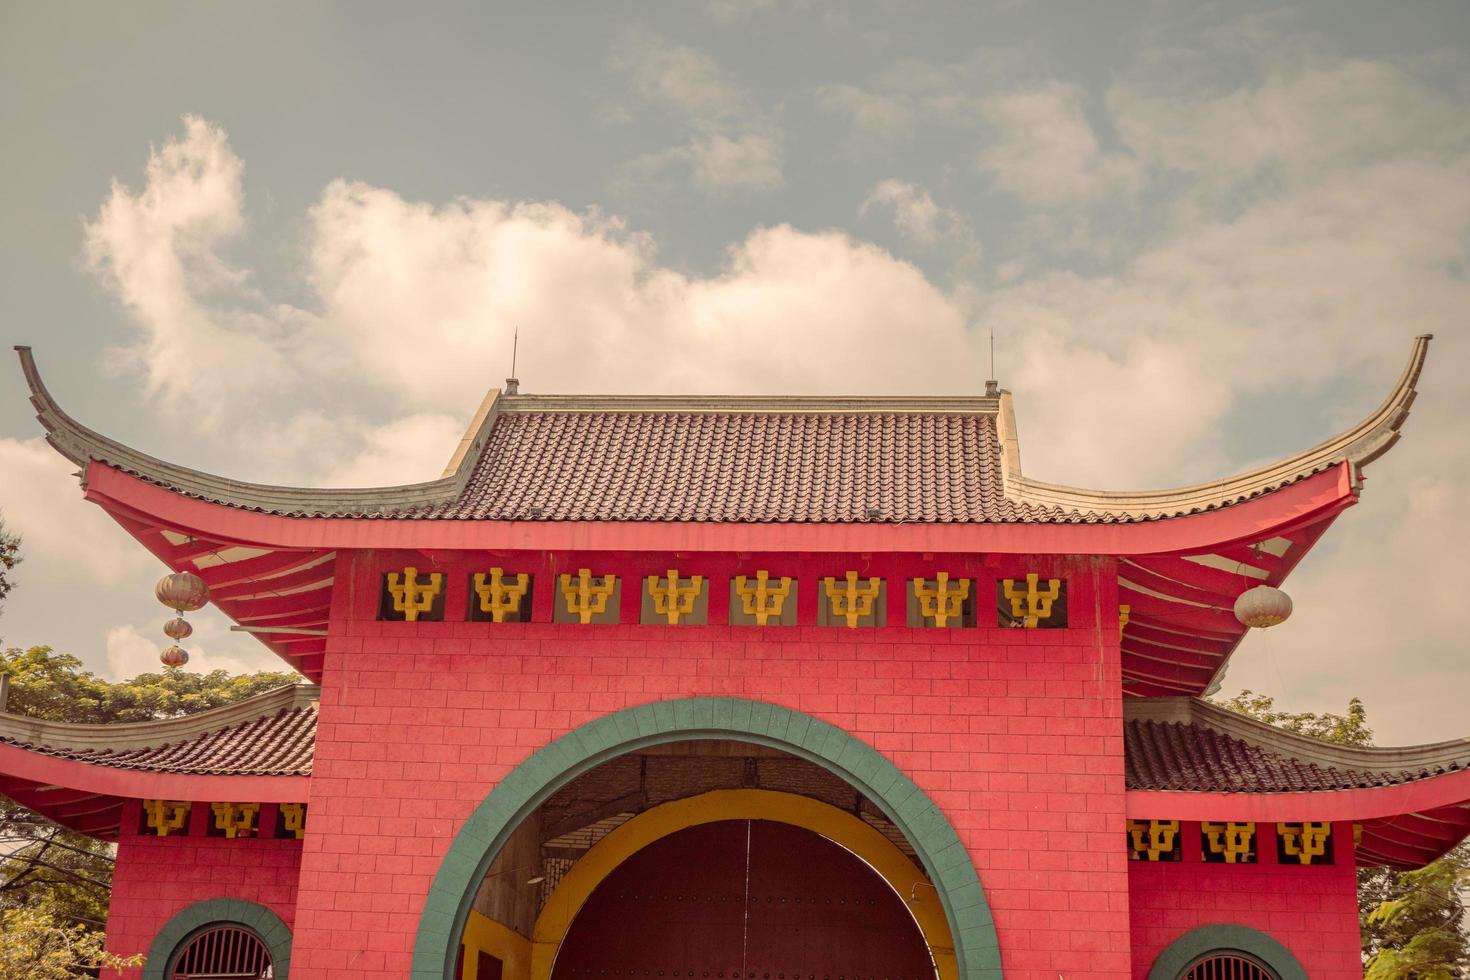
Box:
[977, 81, 1143, 208]
[860, 179, 978, 255]
[105, 621, 285, 681]
[814, 84, 914, 144]
[83, 116, 305, 426]
[0, 438, 153, 587]
[613, 35, 783, 194]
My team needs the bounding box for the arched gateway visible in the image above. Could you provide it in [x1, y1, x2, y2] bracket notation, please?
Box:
[410, 698, 998, 980]
[6, 338, 1469, 980]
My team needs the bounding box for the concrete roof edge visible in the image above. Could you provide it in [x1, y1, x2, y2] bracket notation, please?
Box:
[1003, 335, 1432, 516]
[0, 682, 319, 751]
[1126, 694, 1470, 775]
[14, 346, 466, 513]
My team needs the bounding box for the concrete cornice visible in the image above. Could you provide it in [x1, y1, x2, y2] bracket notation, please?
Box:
[495, 393, 1002, 414]
[15, 347, 470, 515]
[1126, 695, 1470, 775]
[1002, 335, 1432, 517]
[0, 683, 319, 751]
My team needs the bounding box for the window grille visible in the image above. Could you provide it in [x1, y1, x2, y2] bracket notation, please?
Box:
[171, 924, 272, 979]
[1181, 952, 1277, 980]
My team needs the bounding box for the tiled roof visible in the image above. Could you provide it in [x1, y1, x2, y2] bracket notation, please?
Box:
[0, 702, 316, 777]
[419, 410, 1075, 524]
[1124, 717, 1468, 793]
[19, 337, 1431, 525]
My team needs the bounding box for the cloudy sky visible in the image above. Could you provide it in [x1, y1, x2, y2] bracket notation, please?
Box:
[0, 2, 1466, 742]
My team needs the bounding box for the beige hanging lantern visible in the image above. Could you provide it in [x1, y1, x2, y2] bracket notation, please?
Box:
[155, 571, 209, 668]
[1234, 585, 1293, 628]
[155, 571, 209, 612]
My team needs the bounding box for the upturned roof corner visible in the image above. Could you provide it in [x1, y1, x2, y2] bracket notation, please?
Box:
[1000, 334, 1432, 517]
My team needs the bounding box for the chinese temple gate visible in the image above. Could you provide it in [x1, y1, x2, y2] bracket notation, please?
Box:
[2, 335, 1467, 980]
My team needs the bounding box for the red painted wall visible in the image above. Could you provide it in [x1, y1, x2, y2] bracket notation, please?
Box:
[1128, 821, 1361, 979]
[286, 548, 1130, 980]
[105, 800, 303, 976]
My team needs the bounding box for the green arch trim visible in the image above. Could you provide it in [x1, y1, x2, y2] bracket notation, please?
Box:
[1147, 924, 1308, 980]
[142, 897, 292, 980]
[410, 697, 1001, 979]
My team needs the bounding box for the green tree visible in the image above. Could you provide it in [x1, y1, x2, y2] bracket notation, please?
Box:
[0, 906, 142, 978]
[0, 645, 299, 953]
[0, 515, 19, 614]
[1216, 691, 1470, 977]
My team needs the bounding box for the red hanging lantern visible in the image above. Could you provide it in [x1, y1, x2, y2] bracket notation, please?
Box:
[159, 644, 190, 668]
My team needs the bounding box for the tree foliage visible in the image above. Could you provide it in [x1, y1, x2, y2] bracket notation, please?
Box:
[1216, 691, 1470, 977]
[0, 515, 19, 614]
[0, 643, 299, 969]
[1, 645, 297, 723]
[0, 906, 142, 979]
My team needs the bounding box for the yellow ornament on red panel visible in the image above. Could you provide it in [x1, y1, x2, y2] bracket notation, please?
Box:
[1233, 585, 1293, 628]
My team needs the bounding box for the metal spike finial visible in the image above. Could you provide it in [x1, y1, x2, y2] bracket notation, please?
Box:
[504, 324, 520, 396]
[984, 330, 1000, 396]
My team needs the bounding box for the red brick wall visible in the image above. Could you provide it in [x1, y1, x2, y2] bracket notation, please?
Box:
[287, 549, 1130, 979]
[105, 799, 303, 975]
[1128, 820, 1361, 979]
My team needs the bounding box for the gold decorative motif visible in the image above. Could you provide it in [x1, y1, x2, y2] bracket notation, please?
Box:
[473, 568, 530, 622]
[142, 799, 191, 837]
[1002, 573, 1063, 628]
[646, 570, 704, 624]
[1128, 819, 1180, 861]
[559, 569, 617, 624]
[733, 571, 792, 626]
[823, 572, 881, 628]
[386, 566, 442, 622]
[913, 573, 970, 627]
[279, 802, 307, 840]
[210, 801, 260, 840]
[1278, 821, 1331, 865]
[1202, 821, 1255, 863]
[1118, 604, 1131, 630]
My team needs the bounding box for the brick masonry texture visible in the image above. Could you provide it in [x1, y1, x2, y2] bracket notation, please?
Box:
[1128, 821, 1362, 979]
[105, 800, 303, 977]
[281, 550, 1129, 979]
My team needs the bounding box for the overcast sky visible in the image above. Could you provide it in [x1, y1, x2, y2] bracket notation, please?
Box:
[0, 2, 1466, 743]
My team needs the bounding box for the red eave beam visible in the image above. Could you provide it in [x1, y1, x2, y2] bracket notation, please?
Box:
[0, 743, 309, 804]
[82, 461, 1360, 557]
[1126, 768, 1470, 823]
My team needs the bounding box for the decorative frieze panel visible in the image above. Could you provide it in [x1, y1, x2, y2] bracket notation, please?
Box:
[210, 802, 260, 839]
[643, 570, 707, 625]
[470, 568, 532, 623]
[909, 574, 973, 628]
[731, 571, 795, 626]
[1278, 821, 1333, 865]
[999, 573, 1067, 628]
[278, 802, 307, 840]
[1202, 821, 1256, 864]
[142, 799, 191, 837]
[380, 566, 445, 622]
[556, 569, 620, 624]
[820, 572, 884, 628]
[1128, 819, 1181, 861]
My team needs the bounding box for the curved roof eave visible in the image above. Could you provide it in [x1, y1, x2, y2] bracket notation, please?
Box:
[0, 683, 318, 752]
[1127, 696, 1470, 776]
[13, 345, 491, 514]
[999, 335, 1432, 517]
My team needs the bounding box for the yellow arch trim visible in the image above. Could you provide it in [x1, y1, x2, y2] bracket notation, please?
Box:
[527, 789, 957, 980]
[461, 910, 532, 979]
